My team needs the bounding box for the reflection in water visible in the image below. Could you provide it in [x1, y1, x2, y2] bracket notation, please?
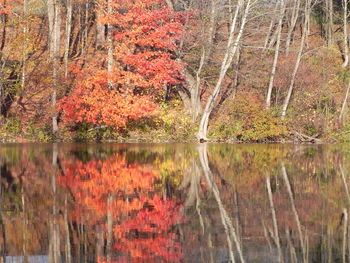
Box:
[0, 143, 350, 262]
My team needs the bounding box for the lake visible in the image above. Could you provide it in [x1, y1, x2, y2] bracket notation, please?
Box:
[0, 143, 349, 263]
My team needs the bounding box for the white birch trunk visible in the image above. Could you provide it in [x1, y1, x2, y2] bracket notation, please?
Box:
[266, 1, 285, 109]
[281, 0, 310, 119]
[64, 0, 72, 78]
[197, 0, 251, 141]
[285, 0, 301, 53]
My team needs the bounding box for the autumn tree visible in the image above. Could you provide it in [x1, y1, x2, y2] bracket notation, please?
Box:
[59, 0, 185, 130]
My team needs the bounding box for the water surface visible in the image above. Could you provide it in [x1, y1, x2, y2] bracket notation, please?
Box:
[0, 143, 349, 263]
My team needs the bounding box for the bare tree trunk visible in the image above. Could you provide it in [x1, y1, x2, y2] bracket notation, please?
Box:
[281, 0, 310, 119]
[47, 0, 61, 134]
[95, 3, 105, 48]
[263, 2, 279, 51]
[342, 0, 349, 68]
[285, 0, 301, 53]
[64, 0, 72, 78]
[82, 1, 89, 55]
[266, 1, 285, 109]
[340, 80, 350, 123]
[0, 0, 7, 52]
[190, 0, 218, 121]
[197, 0, 251, 141]
[325, 0, 334, 47]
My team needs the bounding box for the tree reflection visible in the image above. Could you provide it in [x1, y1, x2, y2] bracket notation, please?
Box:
[1, 144, 350, 262]
[59, 153, 183, 263]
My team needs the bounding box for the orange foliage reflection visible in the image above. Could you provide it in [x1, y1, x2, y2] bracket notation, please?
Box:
[59, 154, 182, 263]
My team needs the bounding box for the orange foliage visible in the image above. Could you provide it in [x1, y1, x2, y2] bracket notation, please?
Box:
[60, 0, 185, 129]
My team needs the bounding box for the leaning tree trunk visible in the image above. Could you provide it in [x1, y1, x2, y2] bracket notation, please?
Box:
[281, 0, 310, 119]
[196, 0, 251, 141]
[263, 1, 279, 51]
[339, 81, 350, 123]
[285, 0, 301, 53]
[266, 0, 286, 109]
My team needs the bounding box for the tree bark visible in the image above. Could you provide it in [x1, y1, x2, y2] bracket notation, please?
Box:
[47, 0, 61, 134]
[285, 0, 301, 53]
[281, 0, 310, 119]
[342, 0, 349, 68]
[263, 2, 279, 51]
[197, 0, 251, 141]
[340, 80, 350, 123]
[325, 0, 334, 47]
[64, 0, 72, 78]
[266, 1, 285, 109]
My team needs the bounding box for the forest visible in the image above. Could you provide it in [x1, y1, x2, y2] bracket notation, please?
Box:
[1, 0, 350, 142]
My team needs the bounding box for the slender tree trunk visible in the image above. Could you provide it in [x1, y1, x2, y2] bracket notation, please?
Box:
[342, 0, 349, 68]
[0, 0, 6, 52]
[95, 3, 105, 49]
[263, 2, 279, 51]
[339, 81, 350, 122]
[325, 0, 334, 47]
[281, 0, 310, 119]
[190, 0, 218, 121]
[64, 0, 72, 78]
[47, 0, 61, 134]
[82, 1, 89, 55]
[285, 0, 301, 53]
[266, 1, 285, 109]
[197, 0, 251, 140]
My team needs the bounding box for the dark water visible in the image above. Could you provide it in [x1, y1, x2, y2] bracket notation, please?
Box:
[0, 143, 350, 263]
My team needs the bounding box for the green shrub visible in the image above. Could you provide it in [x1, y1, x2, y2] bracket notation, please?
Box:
[1, 118, 21, 135]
